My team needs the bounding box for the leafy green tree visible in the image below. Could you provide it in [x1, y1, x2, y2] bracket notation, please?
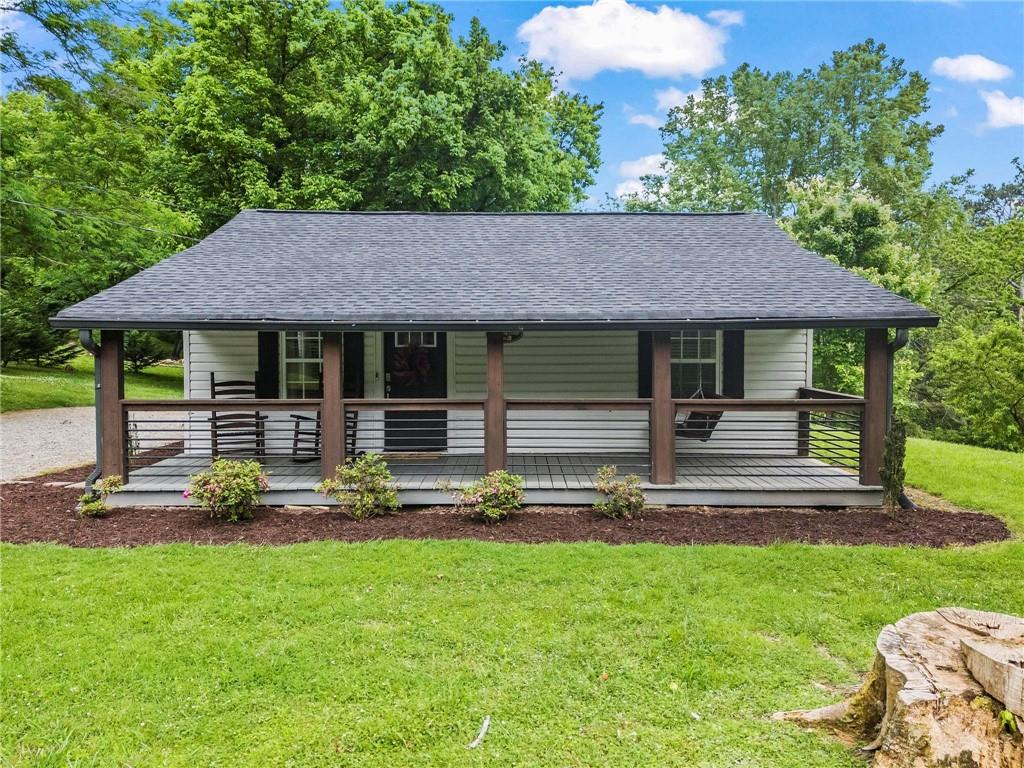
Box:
[781, 180, 936, 393]
[628, 40, 941, 218]
[930, 323, 1024, 451]
[150, 0, 601, 233]
[0, 89, 196, 364]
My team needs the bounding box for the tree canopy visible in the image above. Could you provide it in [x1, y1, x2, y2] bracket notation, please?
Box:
[628, 40, 941, 219]
[1, 0, 602, 364]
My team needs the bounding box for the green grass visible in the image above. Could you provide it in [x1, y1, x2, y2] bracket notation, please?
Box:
[0, 355, 182, 412]
[3, 439, 1021, 767]
[907, 437, 1024, 534]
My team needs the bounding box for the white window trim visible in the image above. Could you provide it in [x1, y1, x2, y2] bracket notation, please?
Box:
[393, 330, 437, 348]
[670, 330, 722, 396]
[279, 330, 323, 399]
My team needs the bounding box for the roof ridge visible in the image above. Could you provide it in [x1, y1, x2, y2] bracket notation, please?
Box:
[243, 208, 763, 217]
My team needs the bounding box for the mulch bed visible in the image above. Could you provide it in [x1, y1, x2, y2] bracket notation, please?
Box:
[0, 465, 1010, 549]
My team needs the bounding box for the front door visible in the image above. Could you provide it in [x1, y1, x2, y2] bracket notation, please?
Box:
[384, 331, 447, 451]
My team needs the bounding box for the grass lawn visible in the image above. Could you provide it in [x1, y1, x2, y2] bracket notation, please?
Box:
[0, 355, 182, 413]
[906, 437, 1024, 534]
[3, 440, 1021, 767]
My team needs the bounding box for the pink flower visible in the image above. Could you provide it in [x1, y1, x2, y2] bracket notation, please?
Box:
[182, 489, 192, 499]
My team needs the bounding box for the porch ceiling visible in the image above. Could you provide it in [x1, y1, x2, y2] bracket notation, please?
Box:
[52, 210, 938, 332]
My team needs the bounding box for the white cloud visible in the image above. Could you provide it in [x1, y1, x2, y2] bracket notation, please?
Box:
[619, 153, 665, 178]
[945, 105, 959, 118]
[517, 0, 729, 81]
[614, 179, 646, 197]
[0, 9, 24, 33]
[655, 86, 702, 111]
[706, 9, 744, 27]
[932, 54, 1012, 82]
[615, 153, 667, 198]
[980, 90, 1024, 129]
[628, 113, 662, 129]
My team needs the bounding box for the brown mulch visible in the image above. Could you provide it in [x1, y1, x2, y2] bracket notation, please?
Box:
[0, 465, 1010, 549]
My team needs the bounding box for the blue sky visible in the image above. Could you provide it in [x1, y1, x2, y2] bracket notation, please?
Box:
[446, 0, 1024, 205]
[4, 1, 1022, 206]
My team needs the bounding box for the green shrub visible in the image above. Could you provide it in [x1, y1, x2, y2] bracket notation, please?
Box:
[78, 475, 124, 518]
[451, 470, 525, 523]
[186, 459, 269, 522]
[880, 419, 907, 515]
[314, 453, 399, 520]
[594, 465, 646, 519]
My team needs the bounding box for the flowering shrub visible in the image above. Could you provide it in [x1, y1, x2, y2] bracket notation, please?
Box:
[314, 453, 399, 520]
[451, 470, 525, 523]
[594, 465, 646, 519]
[78, 475, 124, 518]
[186, 458, 269, 522]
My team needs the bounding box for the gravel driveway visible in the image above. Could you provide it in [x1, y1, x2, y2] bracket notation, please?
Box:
[1, 407, 98, 481]
[1, 407, 186, 481]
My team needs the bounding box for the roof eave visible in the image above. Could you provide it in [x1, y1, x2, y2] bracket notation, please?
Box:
[50, 315, 940, 332]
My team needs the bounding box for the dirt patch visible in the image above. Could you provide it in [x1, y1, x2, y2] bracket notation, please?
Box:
[0, 465, 1011, 549]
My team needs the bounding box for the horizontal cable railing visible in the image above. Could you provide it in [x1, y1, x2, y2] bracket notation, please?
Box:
[119, 393, 865, 489]
[673, 397, 863, 480]
[122, 400, 326, 484]
[505, 399, 651, 477]
[343, 401, 486, 478]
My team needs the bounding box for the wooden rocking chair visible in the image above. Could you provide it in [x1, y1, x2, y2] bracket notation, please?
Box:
[209, 372, 267, 458]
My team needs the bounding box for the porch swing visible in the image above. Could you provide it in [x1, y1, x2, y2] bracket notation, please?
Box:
[674, 356, 726, 443]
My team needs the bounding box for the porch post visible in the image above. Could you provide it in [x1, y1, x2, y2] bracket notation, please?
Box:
[98, 329, 127, 479]
[860, 328, 887, 486]
[320, 332, 345, 481]
[649, 330, 676, 484]
[485, 331, 506, 473]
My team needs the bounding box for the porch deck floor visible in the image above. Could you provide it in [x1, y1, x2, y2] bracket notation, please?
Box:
[121, 452, 866, 494]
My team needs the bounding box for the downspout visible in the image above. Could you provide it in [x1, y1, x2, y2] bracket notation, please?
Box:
[886, 329, 916, 511]
[79, 329, 102, 495]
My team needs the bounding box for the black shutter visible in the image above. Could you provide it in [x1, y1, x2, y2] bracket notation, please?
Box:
[721, 330, 744, 398]
[637, 331, 652, 398]
[256, 331, 280, 398]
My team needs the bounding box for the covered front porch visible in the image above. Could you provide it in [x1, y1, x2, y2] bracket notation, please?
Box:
[95, 328, 888, 507]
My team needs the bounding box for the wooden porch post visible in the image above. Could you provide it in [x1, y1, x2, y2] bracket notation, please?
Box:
[650, 330, 676, 484]
[320, 332, 345, 481]
[485, 332, 507, 473]
[860, 328, 888, 486]
[99, 329, 128, 479]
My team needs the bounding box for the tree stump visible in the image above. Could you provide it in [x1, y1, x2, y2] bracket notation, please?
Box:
[776, 608, 1024, 767]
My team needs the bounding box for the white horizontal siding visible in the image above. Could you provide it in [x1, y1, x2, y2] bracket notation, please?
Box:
[182, 331, 281, 454]
[179, 328, 810, 460]
[678, 329, 809, 456]
[450, 331, 642, 453]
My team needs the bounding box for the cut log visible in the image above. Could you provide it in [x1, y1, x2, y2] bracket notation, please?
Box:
[775, 608, 1024, 767]
[963, 637, 1024, 719]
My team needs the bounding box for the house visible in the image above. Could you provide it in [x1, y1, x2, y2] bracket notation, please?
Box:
[52, 210, 938, 507]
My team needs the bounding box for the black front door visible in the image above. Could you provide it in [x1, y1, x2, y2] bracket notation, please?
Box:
[384, 331, 447, 451]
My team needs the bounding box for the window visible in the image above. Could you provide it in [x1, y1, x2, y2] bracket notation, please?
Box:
[671, 330, 719, 397]
[393, 331, 436, 348]
[282, 331, 322, 398]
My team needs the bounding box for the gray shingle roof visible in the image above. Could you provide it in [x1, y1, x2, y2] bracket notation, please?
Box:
[52, 210, 938, 330]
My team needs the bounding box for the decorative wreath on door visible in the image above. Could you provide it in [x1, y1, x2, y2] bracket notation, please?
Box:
[392, 343, 432, 386]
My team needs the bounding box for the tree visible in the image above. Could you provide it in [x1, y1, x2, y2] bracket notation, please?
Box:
[781, 180, 936, 393]
[628, 40, 941, 218]
[149, 0, 601, 233]
[0, 88, 196, 364]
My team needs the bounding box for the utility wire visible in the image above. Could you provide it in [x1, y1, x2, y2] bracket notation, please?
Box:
[4, 170, 238, 220]
[1, 197, 202, 242]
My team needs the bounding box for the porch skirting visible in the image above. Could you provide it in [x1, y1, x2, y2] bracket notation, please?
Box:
[111, 452, 882, 508]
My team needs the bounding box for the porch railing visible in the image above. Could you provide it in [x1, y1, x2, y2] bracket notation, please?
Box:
[116, 392, 869, 488]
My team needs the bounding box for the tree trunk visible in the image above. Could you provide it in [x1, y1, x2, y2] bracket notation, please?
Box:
[775, 608, 1024, 767]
